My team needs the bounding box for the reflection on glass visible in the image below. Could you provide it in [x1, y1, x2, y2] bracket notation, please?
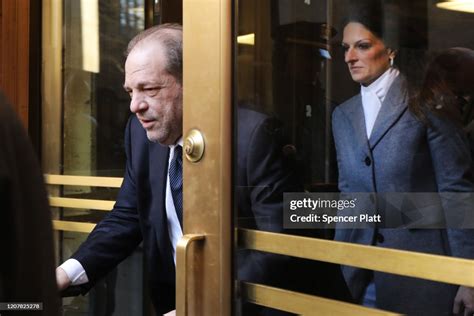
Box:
[80, 0, 100, 73]
[43, 0, 146, 314]
[234, 2, 346, 315]
[415, 47, 474, 152]
[234, 0, 474, 314]
[62, 0, 145, 179]
[154, 0, 162, 25]
[120, 0, 145, 29]
[237, 0, 337, 191]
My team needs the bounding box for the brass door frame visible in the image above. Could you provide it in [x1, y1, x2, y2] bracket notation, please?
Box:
[180, 0, 232, 315]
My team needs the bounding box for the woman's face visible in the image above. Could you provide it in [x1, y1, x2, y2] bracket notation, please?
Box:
[342, 22, 393, 86]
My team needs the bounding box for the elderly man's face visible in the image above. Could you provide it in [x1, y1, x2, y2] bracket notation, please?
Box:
[124, 41, 183, 145]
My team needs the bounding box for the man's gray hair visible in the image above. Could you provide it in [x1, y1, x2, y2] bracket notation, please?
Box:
[126, 23, 183, 84]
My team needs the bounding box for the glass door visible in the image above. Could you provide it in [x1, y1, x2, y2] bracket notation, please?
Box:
[182, 0, 474, 315]
[180, 0, 341, 314]
[42, 0, 149, 314]
[181, 0, 343, 314]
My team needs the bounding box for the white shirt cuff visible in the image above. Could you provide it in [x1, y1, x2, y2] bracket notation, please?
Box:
[60, 259, 89, 285]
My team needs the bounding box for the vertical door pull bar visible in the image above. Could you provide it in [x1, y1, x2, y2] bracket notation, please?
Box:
[176, 234, 206, 316]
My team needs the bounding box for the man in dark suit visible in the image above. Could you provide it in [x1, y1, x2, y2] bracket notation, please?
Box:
[235, 106, 351, 315]
[56, 24, 184, 315]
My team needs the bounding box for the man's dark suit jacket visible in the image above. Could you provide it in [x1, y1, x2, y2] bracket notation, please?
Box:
[73, 114, 176, 314]
[235, 108, 351, 315]
[73, 108, 350, 314]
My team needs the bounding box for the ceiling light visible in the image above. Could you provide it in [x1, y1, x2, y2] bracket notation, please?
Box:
[237, 33, 255, 46]
[437, 0, 474, 13]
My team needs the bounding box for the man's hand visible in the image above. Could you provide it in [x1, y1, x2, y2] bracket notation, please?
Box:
[56, 267, 71, 290]
[453, 286, 474, 315]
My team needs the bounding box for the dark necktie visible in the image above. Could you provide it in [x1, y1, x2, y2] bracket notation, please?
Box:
[169, 145, 183, 228]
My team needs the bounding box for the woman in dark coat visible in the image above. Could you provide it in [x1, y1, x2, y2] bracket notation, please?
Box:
[0, 92, 60, 315]
[332, 2, 474, 314]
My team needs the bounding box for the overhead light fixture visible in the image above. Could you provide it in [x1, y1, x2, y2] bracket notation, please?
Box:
[436, 0, 474, 13]
[237, 33, 255, 46]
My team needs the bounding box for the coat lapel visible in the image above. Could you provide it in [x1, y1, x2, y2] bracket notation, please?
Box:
[345, 94, 371, 157]
[368, 75, 408, 149]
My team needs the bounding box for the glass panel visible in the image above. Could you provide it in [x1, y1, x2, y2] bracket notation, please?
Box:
[234, 0, 474, 314]
[62, 0, 144, 178]
[43, 0, 146, 314]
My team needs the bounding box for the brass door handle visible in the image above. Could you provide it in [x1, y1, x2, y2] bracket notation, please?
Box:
[176, 234, 205, 316]
[184, 129, 205, 162]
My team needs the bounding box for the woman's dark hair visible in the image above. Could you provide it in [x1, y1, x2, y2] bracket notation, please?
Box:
[343, 0, 399, 51]
[410, 47, 474, 126]
[344, 0, 384, 39]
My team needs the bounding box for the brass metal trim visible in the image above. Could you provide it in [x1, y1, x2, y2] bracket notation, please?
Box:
[176, 234, 206, 316]
[241, 282, 400, 315]
[42, 0, 63, 175]
[49, 197, 114, 211]
[182, 0, 232, 314]
[239, 229, 474, 287]
[45, 174, 123, 187]
[52, 220, 96, 233]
